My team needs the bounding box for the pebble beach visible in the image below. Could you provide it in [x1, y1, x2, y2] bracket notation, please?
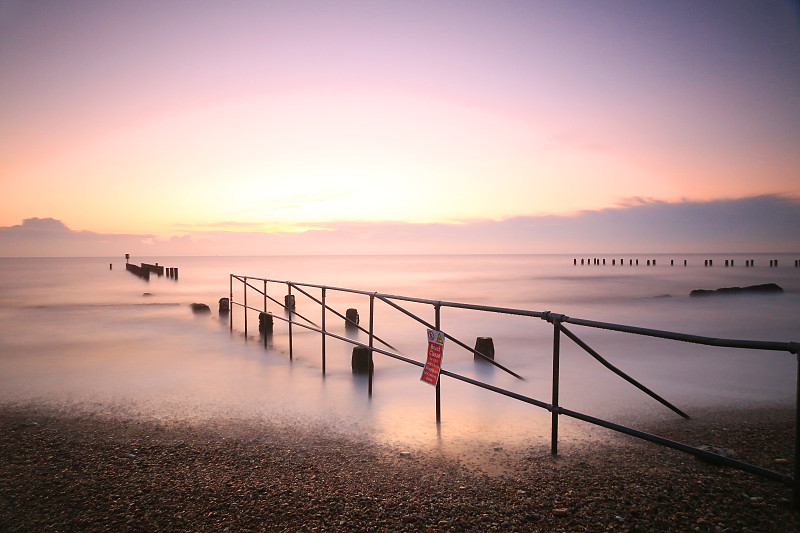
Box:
[0, 403, 797, 532]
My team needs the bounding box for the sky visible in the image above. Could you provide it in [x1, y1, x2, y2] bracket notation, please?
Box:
[1, 0, 799, 255]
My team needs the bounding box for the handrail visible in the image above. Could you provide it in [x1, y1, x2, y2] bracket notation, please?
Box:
[228, 273, 799, 507]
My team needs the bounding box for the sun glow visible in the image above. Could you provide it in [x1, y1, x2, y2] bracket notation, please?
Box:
[1, 0, 798, 250]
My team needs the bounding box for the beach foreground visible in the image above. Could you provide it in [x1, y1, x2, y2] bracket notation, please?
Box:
[0, 404, 797, 532]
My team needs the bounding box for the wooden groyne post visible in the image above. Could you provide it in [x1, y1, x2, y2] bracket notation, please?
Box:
[125, 263, 150, 280]
[141, 263, 165, 276]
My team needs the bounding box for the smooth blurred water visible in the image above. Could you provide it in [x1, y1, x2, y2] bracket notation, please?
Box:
[0, 254, 798, 453]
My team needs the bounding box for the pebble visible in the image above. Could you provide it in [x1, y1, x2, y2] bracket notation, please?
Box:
[2, 405, 798, 533]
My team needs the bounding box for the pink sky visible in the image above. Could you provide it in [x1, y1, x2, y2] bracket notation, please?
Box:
[1, 1, 799, 254]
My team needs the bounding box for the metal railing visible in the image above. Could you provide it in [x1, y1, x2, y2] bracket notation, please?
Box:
[229, 274, 800, 506]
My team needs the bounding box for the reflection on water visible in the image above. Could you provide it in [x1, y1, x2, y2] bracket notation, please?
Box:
[0, 254, 798, 458]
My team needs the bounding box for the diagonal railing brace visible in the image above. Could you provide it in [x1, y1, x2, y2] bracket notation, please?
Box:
[559, 323, 690, 419]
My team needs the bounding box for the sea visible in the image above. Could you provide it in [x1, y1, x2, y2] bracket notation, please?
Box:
[1, 253, 798, 456]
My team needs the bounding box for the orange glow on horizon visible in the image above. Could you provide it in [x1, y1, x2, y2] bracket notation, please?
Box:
[1, 1, 798, 244]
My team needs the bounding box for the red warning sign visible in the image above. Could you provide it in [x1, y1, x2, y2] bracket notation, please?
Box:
[420, 329, 445, 386]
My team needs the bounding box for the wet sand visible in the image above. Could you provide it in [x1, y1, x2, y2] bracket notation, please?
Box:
[0, 403, 797, 532]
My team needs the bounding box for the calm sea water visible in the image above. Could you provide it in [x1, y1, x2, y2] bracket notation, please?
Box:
[1, 254, 798, 453]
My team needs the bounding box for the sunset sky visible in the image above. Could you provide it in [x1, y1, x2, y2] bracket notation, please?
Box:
[1, 1, 799, 255]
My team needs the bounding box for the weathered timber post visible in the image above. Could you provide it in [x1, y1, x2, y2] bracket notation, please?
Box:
[346, 308, 359, 328]
[474, 337, 495, 362]
[258, 312, 273, 334]
[351, 346, 373, 374]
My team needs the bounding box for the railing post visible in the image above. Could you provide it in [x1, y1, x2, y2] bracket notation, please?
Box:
[321, 287, 327, 376]
[551, 316, 562, 455]
[229, 274, 233, 331]
[288, 283, 293, 361]
[435, 303, 442, 424]
[368, 293, 375, 398]
[263, 280, 268, 348]
[243, 276, 248, 337]
[795, 352, 800, 509]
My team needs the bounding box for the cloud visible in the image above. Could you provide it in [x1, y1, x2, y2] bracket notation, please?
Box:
[0, 218, 160, 257]
[8, 217, 71, 232]
[1, 195, 798, 257]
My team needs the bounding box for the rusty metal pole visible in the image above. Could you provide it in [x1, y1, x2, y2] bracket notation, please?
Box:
[229, 275, 233, 332]
[368, 293, 375, 398]
[435, 303, 442, 424]
[321, 287, 327, 376]
[551, 316, 562, 456]
[263, 280, 268, 348]
[243, 276, 248, 337]
[288, 283, 293, 361]
[794, 352, 800, 509]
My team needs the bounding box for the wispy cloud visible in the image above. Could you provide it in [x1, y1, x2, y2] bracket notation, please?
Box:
[172, 220, 332, 233]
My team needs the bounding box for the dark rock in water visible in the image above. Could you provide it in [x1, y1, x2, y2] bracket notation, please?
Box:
[190, 303, 211, 313]
[690, 283, 783, 297]
[142, 292, 153, 297]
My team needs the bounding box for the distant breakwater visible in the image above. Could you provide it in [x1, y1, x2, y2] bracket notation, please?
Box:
[125, 261, 179, 281]
[573, 257, 799, 268]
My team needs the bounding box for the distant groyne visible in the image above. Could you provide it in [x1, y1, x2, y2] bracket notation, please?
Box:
[124, 258, 178, 281]
[573, 257, 798, 267]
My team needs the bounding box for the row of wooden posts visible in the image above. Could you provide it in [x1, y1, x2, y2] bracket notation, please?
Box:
[217, 296, 496, 374]
[574, 258, 796, 267]
[123, 261, 179, 280]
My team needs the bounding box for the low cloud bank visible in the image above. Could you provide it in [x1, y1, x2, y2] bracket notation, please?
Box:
[1, 195, 798, 257]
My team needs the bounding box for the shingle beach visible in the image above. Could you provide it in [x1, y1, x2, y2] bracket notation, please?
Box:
[0, 404, 796, 532]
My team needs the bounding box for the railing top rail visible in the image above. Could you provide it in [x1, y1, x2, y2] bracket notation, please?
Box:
[229, 274, 799, 355]
[561, 316, 799, 354]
